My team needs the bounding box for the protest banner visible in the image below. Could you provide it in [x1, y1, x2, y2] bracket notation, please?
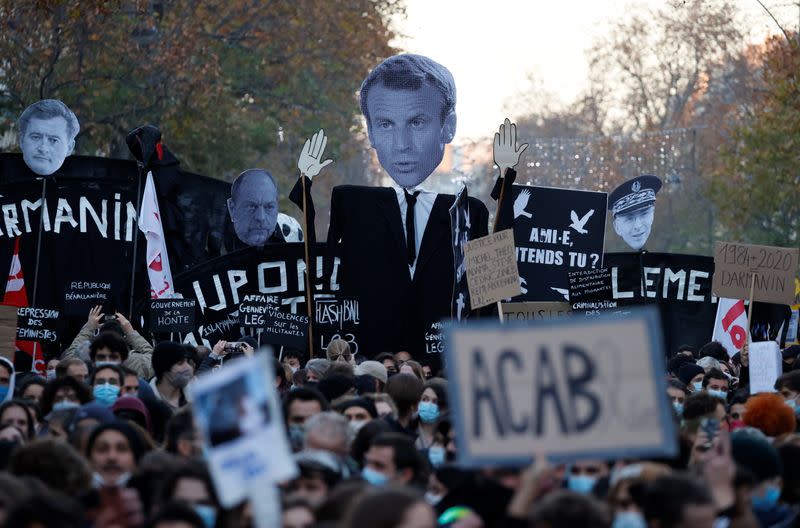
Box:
[749, 341, 782, 394]
[444, 307, 675, 466]
[238, 294, 309, 349]
[712, 298, 748, 357]
[713, 242, 799, 306]
[511, 185, 607, 302]
[188, 352, 296, 507]
[500, 302, 572, 321]
[149, 298, 196, 333]
[0, 306, 17, 360]
[464, 229, 520, 309]
[450, 184, 472, 321]
[604, 252, 717, 354]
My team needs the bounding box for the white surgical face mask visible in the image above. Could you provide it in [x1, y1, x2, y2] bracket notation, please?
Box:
[424, 491, 444, 506]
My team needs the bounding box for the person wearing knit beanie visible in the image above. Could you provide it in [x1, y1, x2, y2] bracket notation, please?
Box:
[150, 341, 194, 411]
[677, 363, 705, 391]
[86, 420, 146, 487]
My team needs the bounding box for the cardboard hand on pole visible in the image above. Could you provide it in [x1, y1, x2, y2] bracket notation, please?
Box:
[493, 118, 528, 177]
[297, 129, 334, 180]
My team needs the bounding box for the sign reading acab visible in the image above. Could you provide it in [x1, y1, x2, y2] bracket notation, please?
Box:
[443, 307, 676, 466]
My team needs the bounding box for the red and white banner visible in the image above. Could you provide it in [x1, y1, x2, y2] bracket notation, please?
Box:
[2, 237, 45, 373]
[712, 297, 748, 357]
[139, 171, 174, 299]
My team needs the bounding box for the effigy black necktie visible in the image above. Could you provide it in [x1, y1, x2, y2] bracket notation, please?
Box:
[404, 189, 420, 265]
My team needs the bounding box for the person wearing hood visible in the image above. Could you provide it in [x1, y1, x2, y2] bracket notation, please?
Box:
[86, 420, 146, 488]
[0, 357, 15, 404]
[112, 396, 153, 434]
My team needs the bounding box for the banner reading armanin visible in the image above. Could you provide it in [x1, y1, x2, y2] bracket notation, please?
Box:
[0, 153, 144, 357]
[444, 307, 675, 466]
[511, 184, 607, 302]
[172, 243, 359, 356]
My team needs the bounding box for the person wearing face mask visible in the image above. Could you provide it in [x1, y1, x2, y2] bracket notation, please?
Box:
[91, 364, 124, 408]
[151, 342, 195, 411]
[566, 460, 610, 495]
[361, 432, 428, 489]
[775, 370, 800, 415]
[678, 363, 705, 393]
[86, 420, 145, 488]
[157, 460, 222, 528]
[336, 398, 378, 437]
[39, 375, 92, 416]
[0, 357, 15, 404]
[666, 379, 688, 417]
[732, 433, 798, 526]
[415, 379, 447, 451]
[701, 368, 730, 402]
[45, 359, 59, 381]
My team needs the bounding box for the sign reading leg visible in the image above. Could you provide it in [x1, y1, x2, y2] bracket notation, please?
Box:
[443, 307, 676, 466]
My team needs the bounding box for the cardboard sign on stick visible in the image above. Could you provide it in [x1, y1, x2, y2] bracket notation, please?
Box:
[0, 306, 18, 360]
[443, 307, 676, 466]
[713, 242, 799, 305]
[749, 341, 782, 395]
[501, 302, 572, 321]
[464, 229, 521, 309]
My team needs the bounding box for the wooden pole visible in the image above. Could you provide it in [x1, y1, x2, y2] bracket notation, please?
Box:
[300, 175, 316, 356]
[493, 169, 508, 321]
[747, 272, 756, 344]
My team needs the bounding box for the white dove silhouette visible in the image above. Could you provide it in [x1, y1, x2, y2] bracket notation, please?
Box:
[569, 209, 595, 234]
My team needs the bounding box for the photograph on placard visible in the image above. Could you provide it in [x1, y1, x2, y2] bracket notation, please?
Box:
[17, 99, 79, 176]
[608, 175, 662, 251]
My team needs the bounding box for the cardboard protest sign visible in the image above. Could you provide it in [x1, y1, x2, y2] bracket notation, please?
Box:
[64, 280, 113, 316]
[444, 307, 676, 466]
[464, 229, 520, 309]
[567, 267, 620, 316]
[713, 242, 799, 306]
[150, 298, 196, 333]
[749, 341, 782, 394]
[500, 302, 572, 321]
[189, 352, 296, 507]
[238, 294, 309, 350]
[15, 307, 61, 343]
[0, 306, 17, 360]
[712, 298, 748, 357]
[450, 184, 471, 321]
[511, 185, 607, 302]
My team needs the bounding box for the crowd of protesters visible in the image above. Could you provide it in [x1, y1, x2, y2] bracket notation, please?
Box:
[0, 304, 798, 528]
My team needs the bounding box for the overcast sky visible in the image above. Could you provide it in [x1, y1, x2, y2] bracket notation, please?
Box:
[391, 0, 797, 141]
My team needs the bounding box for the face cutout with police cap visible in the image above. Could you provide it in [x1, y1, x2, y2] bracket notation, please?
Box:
[227, 169, 279, 247]
[17, 99, 80, 176]
[362, 54, 457, 189]
[609, 175, 662, 251]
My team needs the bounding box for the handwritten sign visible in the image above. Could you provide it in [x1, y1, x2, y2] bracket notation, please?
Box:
[443, 307, 676, 466]
[63, 280, 112, 316]
[713, 242, 799, 305]
[0, 306, 18, 360]
[464, 229, 521, 309]
[501, 302, 572, 321]
[749, 341, 782, 394]
[150, 299, 196, 333]
[239, 294, 309, 350]
[16, 307, 61, 343]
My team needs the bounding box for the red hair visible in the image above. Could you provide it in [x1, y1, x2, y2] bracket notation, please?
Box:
[744, 393, 796, 437]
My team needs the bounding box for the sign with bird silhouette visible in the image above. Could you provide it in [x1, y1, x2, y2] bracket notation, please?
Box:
[510, 184, 607, 302]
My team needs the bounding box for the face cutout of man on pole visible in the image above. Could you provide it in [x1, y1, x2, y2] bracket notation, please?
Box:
[17, 99, 80, 177]
[608, 175, 662, 251]
[227, 169, 280, 247]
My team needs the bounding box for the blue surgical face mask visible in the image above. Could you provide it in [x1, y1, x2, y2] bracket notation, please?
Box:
[786, 398, 797, 411]
[428, 446, 445, 467]
[193, 504, 217, 528]
[0, 386, 8, 401]
[567, 474, 597, 494]
[361, 466, 389, 486]
[692, 381, 703, 392]
[672, 401, 684, 416]
[418, 401, 440, 423]
[613, 511, 647, 528]
[46, 369, 57, 381]
[288, 424, 305, 449]
[708, 389, 727, 401]
[53, 400, 80, 411]
[93, 383, 120, 407]
[752, 485, 781, 512]
[95, 361, 120, 368]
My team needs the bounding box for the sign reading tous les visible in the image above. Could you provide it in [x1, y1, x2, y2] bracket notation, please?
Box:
[749, 341, 782, 395]
[511, 185, 607, 302]
[150, 298, 197, 333]
[500, 302, 572, 321]
[16, 306, 61, 343]
[464, 229, 521, 309]
[443, 307, 676, 466]
[713, 242, 799, 305]
[239, 294, 309, 350]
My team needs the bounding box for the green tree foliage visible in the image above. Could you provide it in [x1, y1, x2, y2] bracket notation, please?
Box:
[711, 34, 800, 246]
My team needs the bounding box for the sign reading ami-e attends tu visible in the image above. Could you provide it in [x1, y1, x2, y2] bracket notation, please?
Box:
[443, 307, 676, 466]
